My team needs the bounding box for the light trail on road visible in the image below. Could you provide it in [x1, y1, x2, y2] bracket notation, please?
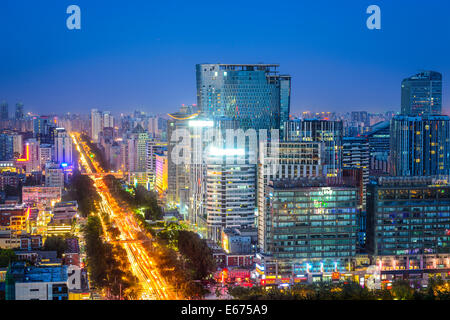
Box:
[72, 132, 178, 300]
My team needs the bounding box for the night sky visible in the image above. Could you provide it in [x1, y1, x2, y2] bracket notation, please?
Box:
[0, 0, 449, 116]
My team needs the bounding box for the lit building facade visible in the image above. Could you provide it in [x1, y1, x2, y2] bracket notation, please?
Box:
[284, 119, 343, 177]
[390, 114, 450, 176]
[206, 151, 256, 241]
[54, 128, 73, 166]
[401, 71, 442, 116]
[196, 63, 291, 133]
[367, 176, 450, 257]
[258, 180, 359, 277]
[155, 151, 168, 195]
[257, 141, 323, 253]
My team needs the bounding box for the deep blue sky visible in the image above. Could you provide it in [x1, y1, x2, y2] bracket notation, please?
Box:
[0, 0, 449, 116]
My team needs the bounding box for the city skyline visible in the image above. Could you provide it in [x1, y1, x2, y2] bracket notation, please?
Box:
[2, 1, 450, 303]
[1, 0, 450, 115]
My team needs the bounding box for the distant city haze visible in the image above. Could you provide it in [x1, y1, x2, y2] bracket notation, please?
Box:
[0, 0, 449, 115]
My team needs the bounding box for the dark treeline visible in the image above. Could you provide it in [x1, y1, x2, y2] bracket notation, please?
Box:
[80, 133, 109, 171]
[228, 279, 450, 300]
[63, 171, 99, 217]
[103, 175, 163, 220]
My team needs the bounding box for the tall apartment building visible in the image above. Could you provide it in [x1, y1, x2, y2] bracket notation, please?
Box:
[90, 109, 113, 143]
[38, 144, 53, 170]
[91, 109, 102, 142]
[54, 128, 73, 165]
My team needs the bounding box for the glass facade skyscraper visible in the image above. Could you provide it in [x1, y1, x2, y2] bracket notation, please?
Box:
[390, 114, 450, 176]
[196, 64, 291, 133]
[257, 179, 359, 276]
[367, 176, 450, 256]
[285, 119, 343, 177]
[401, 71, 442, 116]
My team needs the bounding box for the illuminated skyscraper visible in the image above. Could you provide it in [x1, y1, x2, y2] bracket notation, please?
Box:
[401, 71, 442, 116]
[390, 114, 450, 176]
[285, 119, 343, 177]
[206, 149, 256, 241]
[367, 176, 450, 257]
[255, 179, 359, 277]
[196, 64, 291, 134]
[257, 141, 323, 253]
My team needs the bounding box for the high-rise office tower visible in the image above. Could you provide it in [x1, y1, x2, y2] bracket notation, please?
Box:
[257, 141, 323, 253]
[15, 103, 24, 120]
[367, 176, 450, 258]
[206, 150, 256, 241]
[390, 114, 450, 176]
[166, 107, 198, 208]
[0, 102, 8, 120]
[196, 64, 291, 134]
[365, 121, 390, 175]
[342, 137, 370, 195]
[54, 128, 73, 165]
[256, 179, 359, 277]
[285, 119, 343, 177]
[186, 116, 238, 232]
[91, 109, 115, 143]
[401, 71, 442, 115]
[91, 109, 103, 143]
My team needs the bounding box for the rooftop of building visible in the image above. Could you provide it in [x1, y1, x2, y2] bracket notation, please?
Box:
[7, 262, 67, 283]
[53, 201, 78, 208]
[374, 175, 450, 187]
[268, 178, 358, 190]
[392, 114, 450, 121]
